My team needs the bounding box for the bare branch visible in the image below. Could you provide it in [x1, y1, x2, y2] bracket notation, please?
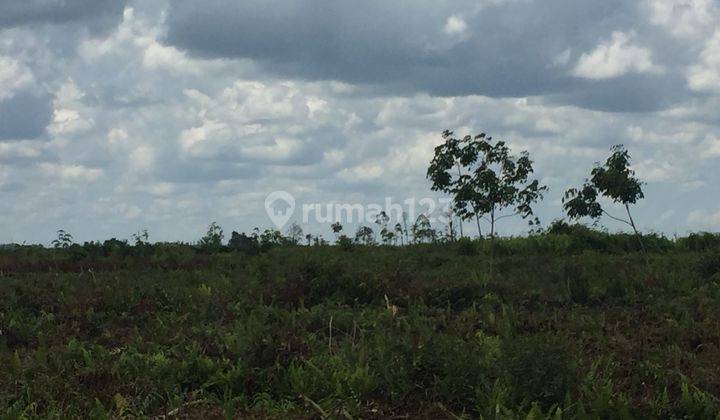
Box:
[601, 209, 633, 227]
[494, 211, 520, 221]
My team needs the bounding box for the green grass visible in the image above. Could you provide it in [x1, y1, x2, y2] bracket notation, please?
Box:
[1, 239, 720, 418]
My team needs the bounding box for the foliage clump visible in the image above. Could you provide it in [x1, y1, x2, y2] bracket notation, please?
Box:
[427, 130, 547, 238]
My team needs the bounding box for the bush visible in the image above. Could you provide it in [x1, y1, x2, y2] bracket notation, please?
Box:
[150, 243, 195, 266]
[337, 235, 353, 251]
[680, 232, 720, 251]
[696, 253, 720, 279]
[456, 237, 478, 256]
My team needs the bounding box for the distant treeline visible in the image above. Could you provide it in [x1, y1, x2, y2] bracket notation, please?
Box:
[1, 223, 719, 273]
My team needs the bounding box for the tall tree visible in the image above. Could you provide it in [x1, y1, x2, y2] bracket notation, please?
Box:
[427, 130, 547, 239]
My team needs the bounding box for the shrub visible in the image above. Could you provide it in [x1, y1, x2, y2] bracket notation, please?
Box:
[680, 232, 720, 251]
[337, 235, 353, 251]
[456, 237, 478, 256]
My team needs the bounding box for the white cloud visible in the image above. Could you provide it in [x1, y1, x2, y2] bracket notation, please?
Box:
[47, 79, 94, 136]
[687, 208, 720, 230]
[0, 141, 42, 159]
[47, 108, 94, 136]
[338, 163, 384, 184]
[634, 158, 683, 182]
[55, 78, 85, 103]
[142, 42, 190, 70]
[243, 137, 304, 162]
[383, 132, 437, 176]
[129, 146, 155, 172]
[646, 0, 717, 38]
[322, 149, 346, 166]
[687, 30, 720, 93]
[79, 6, 226, 78]
[78, 7, 146, 61]
[573, 32, 662, 79]
[39, 163, 103, 182]
[0, 55, 34, 100]
[108, 128, 129, 147]
[444, 15, 469, 37]
[179, 118, 231, 156]
[218, 81, 306, 122]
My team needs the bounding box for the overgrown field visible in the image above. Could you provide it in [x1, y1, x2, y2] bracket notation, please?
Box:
[2, 234, 720, 418]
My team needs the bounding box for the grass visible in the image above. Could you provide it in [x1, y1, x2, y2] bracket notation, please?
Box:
[1, 233, 720, 418]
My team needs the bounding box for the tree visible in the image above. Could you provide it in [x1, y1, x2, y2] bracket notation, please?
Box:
[427, 130, 547, 239]
[259, 228, 284, 248]
[52, 229, 74, 249]
[313, 235, 328, 246]
[374, 211, 394, 245]
[337, 234, 353, 250]
[563, 144, 646, 254]
[402, 212, 410, 245]
[380, 228, 395, 245]
[411, 214, 436, 243]
[199, 222, 224, 252]
[132, 229, 149, 246]
[354, 226, 375, 245]
[394, 222, 405, 246]
[285, 222, 304, 245]
[331, 222, 343, 240]
[374, 211, 390, 231]
[441, 206, 458, 242]
[229, 231, 260, 254]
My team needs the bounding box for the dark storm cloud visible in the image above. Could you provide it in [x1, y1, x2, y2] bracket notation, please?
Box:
[550, 73, 692, 113]
[164, 0, 686, 111]
[0, 0, 127, 32]
[0, 92, 53, 140]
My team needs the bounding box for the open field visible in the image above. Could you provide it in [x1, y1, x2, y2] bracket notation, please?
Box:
[1, 231, 720, 419]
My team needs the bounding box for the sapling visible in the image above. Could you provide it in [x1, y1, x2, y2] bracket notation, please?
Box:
[563, 144, 647, 254]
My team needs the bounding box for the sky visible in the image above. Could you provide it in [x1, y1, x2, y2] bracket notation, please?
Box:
[1, 0, 719, 244]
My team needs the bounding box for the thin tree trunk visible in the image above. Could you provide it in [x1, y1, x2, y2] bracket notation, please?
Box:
[625, 204, 647, 256]
[455, 163, 465, 239]
[403, 214, 409, 245]
[490, 207, 495, 239]
[448, 214, 456, 242]
[489, 206, 496, 280]
[475, 213, 482, 238]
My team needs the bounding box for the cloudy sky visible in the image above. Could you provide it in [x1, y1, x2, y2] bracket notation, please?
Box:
[1, 0, 719, 244]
